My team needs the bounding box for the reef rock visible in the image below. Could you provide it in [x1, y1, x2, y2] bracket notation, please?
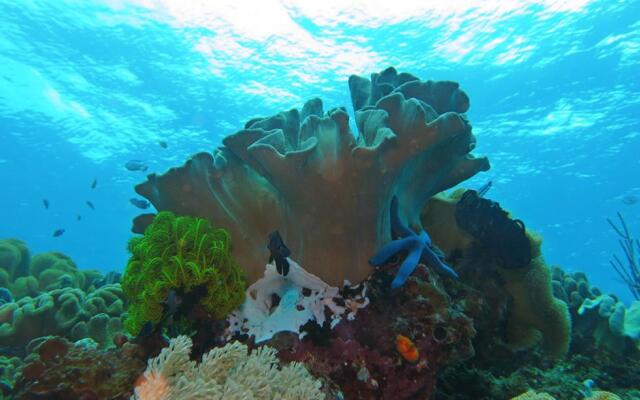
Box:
[13, 337, 146, 400]
[273, 263, 476, 400]
[132, 67, 489, 285]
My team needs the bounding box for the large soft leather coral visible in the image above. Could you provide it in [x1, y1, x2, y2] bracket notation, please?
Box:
[132, 67, 490, 285]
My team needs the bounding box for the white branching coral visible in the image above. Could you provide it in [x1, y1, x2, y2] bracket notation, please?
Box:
[132, 335, 325, 400]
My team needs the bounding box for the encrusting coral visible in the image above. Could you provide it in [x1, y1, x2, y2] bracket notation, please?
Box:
[121, 211, 245, 335]
[131, 335, 325, 400]
[131, 67, 489, 286]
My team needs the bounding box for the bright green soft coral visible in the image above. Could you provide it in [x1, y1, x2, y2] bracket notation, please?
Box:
[122, 211, 246, 335]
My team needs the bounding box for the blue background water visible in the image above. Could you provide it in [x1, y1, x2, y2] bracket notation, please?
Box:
[1, 0, 638, 303]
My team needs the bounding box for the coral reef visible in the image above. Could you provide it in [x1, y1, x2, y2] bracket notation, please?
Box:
[274, 264, 476, 399]
[5, 67, 639, 400]
[12, 337, 147, 399]
[0, 284, 124, 348]
[0, 355, 22, 397]
[131, 67, 489, 286]
[551, 268, 600, 312]
[421, 191, 571, 358]
[0, 239, 30, 287]
[132, 335, 326, 400]
[510, 390, 623, 400]
[121, 211, 245, 335]
[0, 239, 126, 351]
[577, 295, 640, 352]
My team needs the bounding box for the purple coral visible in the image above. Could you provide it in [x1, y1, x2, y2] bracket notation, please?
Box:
[132, 67, 489, 286]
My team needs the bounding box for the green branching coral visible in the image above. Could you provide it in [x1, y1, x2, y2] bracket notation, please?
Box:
[122, 211, 245, 335]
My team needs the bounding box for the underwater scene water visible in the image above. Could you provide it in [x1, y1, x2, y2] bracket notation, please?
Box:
[1, 0, 639, 399]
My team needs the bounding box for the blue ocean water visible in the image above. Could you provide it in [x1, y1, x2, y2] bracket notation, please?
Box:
[0, 0, 638, 304]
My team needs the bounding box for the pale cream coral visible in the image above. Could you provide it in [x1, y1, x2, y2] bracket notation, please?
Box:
[511, 391, 556, 400]
[132, 335, 324, 400]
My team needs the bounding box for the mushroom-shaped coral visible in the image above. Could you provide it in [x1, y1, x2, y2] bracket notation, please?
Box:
[132, 67, 489, 286]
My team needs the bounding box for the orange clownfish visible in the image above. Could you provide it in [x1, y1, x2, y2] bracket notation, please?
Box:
[396, 334, 419, 363]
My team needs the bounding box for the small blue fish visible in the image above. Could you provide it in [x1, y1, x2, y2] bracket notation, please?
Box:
[158, 141, 168, 149]
[125, 160, 148, 172]
[622, 195, 638, 205]
[90, 178, 97, 189]
[267, 230, 291, 276]
[86, 201, 95, 210]
[77, 215, 82, 221]
[53, 229, 65, 237]
[43, 199, 49, 209]
[130, 198, 150, 209]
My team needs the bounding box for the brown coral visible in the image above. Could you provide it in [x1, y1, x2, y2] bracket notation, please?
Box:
[132, 67, 489, 286]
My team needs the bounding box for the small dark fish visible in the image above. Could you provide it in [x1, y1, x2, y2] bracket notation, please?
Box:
[158, 141, 168, 149]
[477, 180, 492, 198]
[125, 160, 148, 172]
[136, 321, 155, 339]
[53, 229, 65, 237]
[129, 198, 150, 209]
[77, 215, 82, 221]
[267, 230, 291, 276]
[43, 199, 49, 209]
[163, 289, 181, 317]
[622, 195, 638, 205]
[90, 178, 97, 189]
[86, 201, 95, 210]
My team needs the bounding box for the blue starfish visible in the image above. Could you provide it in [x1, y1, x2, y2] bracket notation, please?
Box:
[369, 196, 459, 289]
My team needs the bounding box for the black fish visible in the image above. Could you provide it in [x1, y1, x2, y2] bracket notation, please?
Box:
[53, 229, 65, 237]
[136, 321, 155, 339]
[91, 178, 97, 189]
[158, 141, 168, 149]
[43, 199, 49, 209]
[125, 160, 148, 172]
[163, 289, 181, 318]
[477, 180, 492, 198]
[129, 198, 150, 209]
[267, 230, 291, 276]
[86, 201, 95, 210]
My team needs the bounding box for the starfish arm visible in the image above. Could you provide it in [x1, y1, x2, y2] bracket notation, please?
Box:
[421, 247, 459, 279]
[418, 229, 432, 246]
[390, 196, 415, 238]
[391, 245, 423, 289]
[369, 237, 420, 266]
